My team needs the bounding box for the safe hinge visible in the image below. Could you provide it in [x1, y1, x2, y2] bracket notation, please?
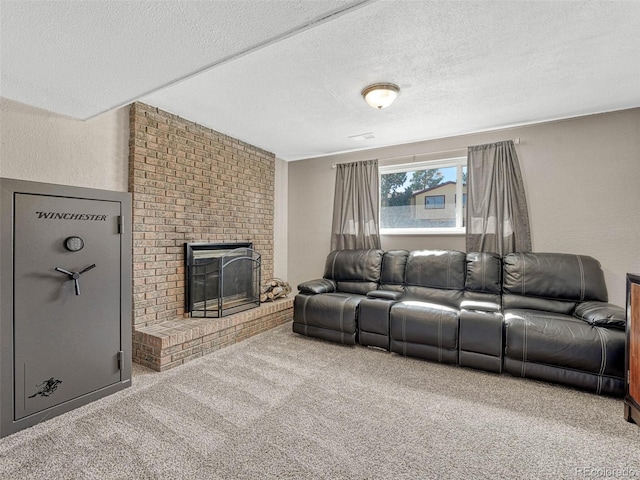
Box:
[117, 215, 124, 234]
[629, 370, 631, 385]
[117, 351, 125, 370]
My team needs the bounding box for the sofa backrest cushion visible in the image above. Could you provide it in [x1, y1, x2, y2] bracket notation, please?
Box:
[404, 250, 466, 308]
[380, 250, 409, 292]
[463, 252, 502, 308]
[323, 249, 384, 295]
[502, 252, 608, 314]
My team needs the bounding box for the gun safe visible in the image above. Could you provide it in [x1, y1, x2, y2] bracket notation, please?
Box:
[0, 178, 132, 437]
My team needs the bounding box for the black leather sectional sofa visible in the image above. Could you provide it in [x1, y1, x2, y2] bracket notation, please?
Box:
[292, 249, 627, 396]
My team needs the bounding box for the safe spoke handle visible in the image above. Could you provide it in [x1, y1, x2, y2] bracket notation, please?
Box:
[79, 264, 96, 275]
[54, 267, 74, 276]
[55, 264, 96, 296]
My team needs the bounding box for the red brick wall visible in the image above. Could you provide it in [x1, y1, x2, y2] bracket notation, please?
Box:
[128, 102, 275, 327]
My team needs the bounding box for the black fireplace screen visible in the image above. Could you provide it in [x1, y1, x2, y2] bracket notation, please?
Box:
[185, 243, 261, 318]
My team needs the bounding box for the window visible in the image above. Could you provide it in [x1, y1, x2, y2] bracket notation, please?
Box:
[379, 157, 467, 234]
[425, 195, 445, 209]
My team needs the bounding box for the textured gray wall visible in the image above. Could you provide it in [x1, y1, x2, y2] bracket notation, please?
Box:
[288, 108, 640, 306]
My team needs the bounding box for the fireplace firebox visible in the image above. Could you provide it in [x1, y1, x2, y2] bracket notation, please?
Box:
[185, 243, 261, 318]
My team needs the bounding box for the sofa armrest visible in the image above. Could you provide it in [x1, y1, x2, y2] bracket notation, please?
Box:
[460, 299, 501, 313]
[367, 290, 404, 301]
[297, 278, 336, 295]
[574, 301, 626, 329]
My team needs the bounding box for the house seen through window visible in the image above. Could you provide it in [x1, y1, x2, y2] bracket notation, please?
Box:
[380, 157, 467, 234]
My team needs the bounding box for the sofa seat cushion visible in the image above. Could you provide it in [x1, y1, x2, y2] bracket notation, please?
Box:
[504, 309, 625, 379]
[389, 301, 459, 363]
[293, 292, 365, 345]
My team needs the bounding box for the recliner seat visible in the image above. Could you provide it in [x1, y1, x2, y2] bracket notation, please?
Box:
[389, 250, 466, 364]
[292, 249, 384, 345]
[502, 252, 626, 396]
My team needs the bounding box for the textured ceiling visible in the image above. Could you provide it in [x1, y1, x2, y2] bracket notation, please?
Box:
[2, 0, 640, 161]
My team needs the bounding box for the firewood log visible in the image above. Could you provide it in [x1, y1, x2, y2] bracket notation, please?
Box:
[260, 278, 292, 301]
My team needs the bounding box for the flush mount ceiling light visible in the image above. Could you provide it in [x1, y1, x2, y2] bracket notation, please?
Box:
[361, 83, 400, 109]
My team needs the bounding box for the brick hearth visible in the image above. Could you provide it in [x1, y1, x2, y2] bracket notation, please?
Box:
[133, 298, 293, 371]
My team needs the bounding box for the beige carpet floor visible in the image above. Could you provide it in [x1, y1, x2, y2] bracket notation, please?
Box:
[1, 321, 640, 479]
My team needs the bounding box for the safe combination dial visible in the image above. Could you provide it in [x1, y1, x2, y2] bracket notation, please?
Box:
[64, 236, 85, 252]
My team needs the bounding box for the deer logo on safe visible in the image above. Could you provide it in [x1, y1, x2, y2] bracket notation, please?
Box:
[28, 378, 62, 398]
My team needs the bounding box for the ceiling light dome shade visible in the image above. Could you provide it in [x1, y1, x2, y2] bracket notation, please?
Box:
[362, 83, 400, 109]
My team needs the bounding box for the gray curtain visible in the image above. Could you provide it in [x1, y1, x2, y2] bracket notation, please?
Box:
[466, 140, 532, 255]
[331, 159, 381, 250]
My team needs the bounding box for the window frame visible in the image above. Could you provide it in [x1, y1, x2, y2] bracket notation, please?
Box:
[379, 156, 467, 235]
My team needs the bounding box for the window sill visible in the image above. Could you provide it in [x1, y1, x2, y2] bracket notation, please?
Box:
[380, 228, 466, 236]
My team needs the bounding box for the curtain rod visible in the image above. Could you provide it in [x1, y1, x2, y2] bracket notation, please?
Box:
[331, 137, 521, 168]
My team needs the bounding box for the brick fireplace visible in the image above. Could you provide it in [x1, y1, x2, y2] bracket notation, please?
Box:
[128, 103, 292, 371]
